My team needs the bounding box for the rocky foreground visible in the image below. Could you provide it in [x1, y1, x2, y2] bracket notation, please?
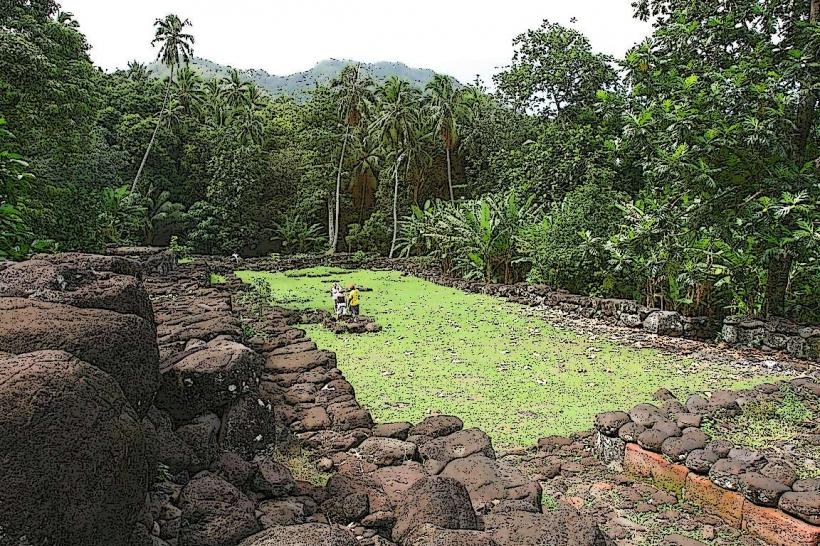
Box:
[0, 253, 604, 546]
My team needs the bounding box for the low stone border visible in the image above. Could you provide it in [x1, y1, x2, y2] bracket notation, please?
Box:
[619, 444, 820, 546]
[593, 380, 820, 546]
[297, 309, 382, 334]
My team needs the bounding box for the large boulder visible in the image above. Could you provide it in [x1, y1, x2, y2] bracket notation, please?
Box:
[156, 339, 263, 422]
[257, 499, 306, 527]
[0, 351, 152, 546]
[409, 415, 463, 439]
[145, 407, 195, 475]
[177, 472, 260, 546]
[440, 455, 541, 511]
[373, 422, 413, 440]
[418, 428, 495, 474]
[737, 472, 790, 507]
[210, 451, 256, 488]
[0, 259, 154, 322]
[321, 472, 391, 524]
[370, 462, 428, 507]
[779, 491, 820, 525]
[392, 477, 479, 544]
[175, 413, 222, 473]
[356, 437, 418, 467]
[219, 394, 288, 459]
[594, 411, 630, 436]
[0, 298, 159, 415]
[483, 508, 606, 546]
[251, 457, 296, 498]
[643, 311, 683, 337]
[237, 524, 357, 546]
[34, 251, 143, 278]
[157, 312, 243, 349]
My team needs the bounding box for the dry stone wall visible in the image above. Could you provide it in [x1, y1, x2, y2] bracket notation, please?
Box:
[5, 249, 813, 545]
[593, 381, 820, 546]
[0, 251, 611, 546]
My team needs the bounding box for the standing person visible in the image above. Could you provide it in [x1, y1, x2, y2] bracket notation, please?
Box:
[346, 284, 360, 317]
[331, 283, 346, 316]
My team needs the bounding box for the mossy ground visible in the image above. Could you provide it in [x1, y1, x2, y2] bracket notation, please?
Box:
[238, 267, 784, 448]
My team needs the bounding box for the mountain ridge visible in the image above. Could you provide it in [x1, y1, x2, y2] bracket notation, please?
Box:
[145, 57, 456, 96]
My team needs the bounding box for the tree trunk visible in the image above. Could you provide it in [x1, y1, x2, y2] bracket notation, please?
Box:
[359, 180, 367, 224]
[389, 164, 400, 258]
[132, 65, 174, 194]
[327, 195, 334, 250]
[765, 251, 792, 317]
[446, 147, 454, 201]
[331, 126, 349, 253]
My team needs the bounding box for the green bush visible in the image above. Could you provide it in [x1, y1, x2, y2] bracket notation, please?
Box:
[395, 191, 540, 283]
[345, 211, 391, 254]
[169, 235, 191, 260]
[274, 212, 325, 254]
[527, 183, 624, 294]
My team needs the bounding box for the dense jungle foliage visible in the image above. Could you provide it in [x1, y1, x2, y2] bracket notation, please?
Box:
[1, 0, 818, 321]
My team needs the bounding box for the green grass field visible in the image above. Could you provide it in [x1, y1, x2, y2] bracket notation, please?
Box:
[238, 267, 783, 448]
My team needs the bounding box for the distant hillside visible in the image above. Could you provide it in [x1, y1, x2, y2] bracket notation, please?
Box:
[145, 57, 454, 97]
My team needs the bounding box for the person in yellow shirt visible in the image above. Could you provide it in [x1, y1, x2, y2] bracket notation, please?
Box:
[346, 284, 360, 317]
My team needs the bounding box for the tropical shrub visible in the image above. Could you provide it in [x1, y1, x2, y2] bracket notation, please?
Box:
[345, 211, 391, 253]
[396, 191, 540, 283]
[526, 183, 625, 295]
[274, 212, 325, 254]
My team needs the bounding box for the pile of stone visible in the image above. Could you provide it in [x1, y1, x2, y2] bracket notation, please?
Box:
[0, 254, 299, 546]
[0, 255, 158, 545]
[593, 379, 820, 533]
[292, 308, 382, 335]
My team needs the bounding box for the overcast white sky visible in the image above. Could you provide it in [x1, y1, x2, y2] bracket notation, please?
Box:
[62, 0, 652, 84]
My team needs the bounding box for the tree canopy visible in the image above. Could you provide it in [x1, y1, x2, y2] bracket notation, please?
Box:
[1, 2, 817, 322]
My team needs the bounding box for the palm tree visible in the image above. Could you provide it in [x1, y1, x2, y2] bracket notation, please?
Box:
[236, 107, 264, 145]
[243, 83, 267, 110]
[329, 64, 373, 252]
[201, 78, 229, 127]
[56, 11, 80, 27]
[172, 65, 203, 116]
[222, 68, 250, 109]
[126, 61, 152, 82]
[131, 14, 194, 194]
[143, 186, 186, 244]
[370, 76, 422, 257]
[425, 74, 471, 201]
[348, 129, 381, 222]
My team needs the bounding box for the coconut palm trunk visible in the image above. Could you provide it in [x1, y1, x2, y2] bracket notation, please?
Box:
[327, 195, 334, 248]
[132, 66, 175, 195]
[331, 126, 350, 252]
[389, 163, 400, 258]
[445, 147, 454, 201]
